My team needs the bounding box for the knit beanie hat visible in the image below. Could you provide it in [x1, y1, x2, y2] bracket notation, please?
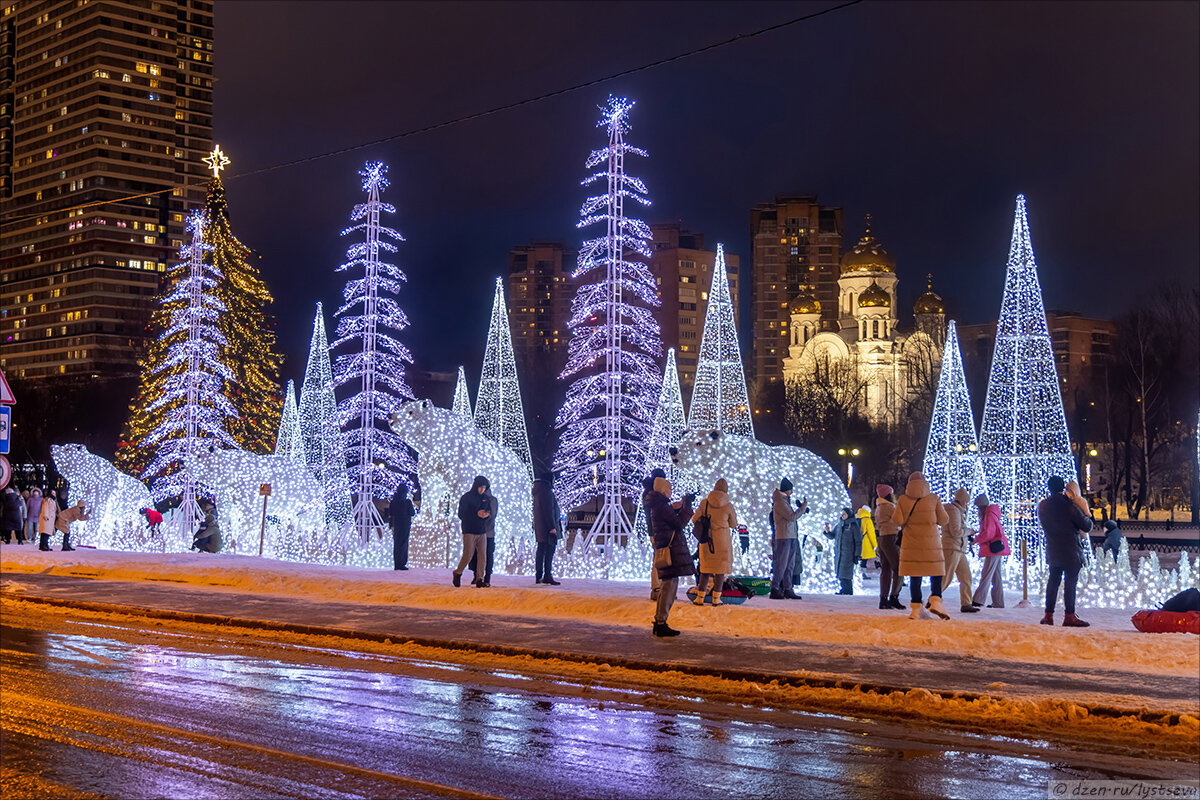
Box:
[876, 484, 893, 499]
[780, 477, 793, 492]
[1047, 475, 1066, 494]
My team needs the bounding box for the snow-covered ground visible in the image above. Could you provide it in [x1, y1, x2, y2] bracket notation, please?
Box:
[2, 546, 1196, 679]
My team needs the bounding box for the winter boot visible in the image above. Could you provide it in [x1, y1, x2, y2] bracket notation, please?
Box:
[545, 577, 561, 586]
[711, 592, 723, 606]
[452, 571, 462, 587]
[61, 534, 75, 552]
[652, 621, 681, 637]
[888, 596, 905, 610]
[909, 602, 933, 620]
[926, 596, 951, 620]
[879, 599, 891, 610]
[691, 593, 706, 606]
[1062, 613, 1090, 628]
[39, 534, 52, 552]
[783, 589, 801, 600]
[960, 604, 980, 613]
[769, 588, 785, 599]
[1039, 612, 1054, 625]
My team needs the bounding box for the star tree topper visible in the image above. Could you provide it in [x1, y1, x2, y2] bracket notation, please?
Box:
[203, 144, 230, 177]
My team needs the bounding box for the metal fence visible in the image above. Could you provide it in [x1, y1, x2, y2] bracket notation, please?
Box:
[1091, 534, 1200, 555]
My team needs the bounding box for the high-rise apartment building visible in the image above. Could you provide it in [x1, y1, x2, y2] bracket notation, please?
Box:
[0, 0, 214, 382]
[648, 222, 739, 403]
[749, 195, 843, 399]
[507, 241, 576, 376]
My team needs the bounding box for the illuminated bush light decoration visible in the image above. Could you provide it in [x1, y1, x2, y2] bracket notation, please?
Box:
[475, 277, 533, 480]
[689, 244, 754, 437]
[390, 400, 531, 569]
[332, 161, 416, 543]
[979, 195, 1076, 561]
[274, 379, 304, 462]
[555, 96, 662, 547]
[298, 302, 351, 531]
[922, 320, 987, 528]
[452, 366, 472, 417]
[670, 430, 853, 590]
[141, 212, 238, 529]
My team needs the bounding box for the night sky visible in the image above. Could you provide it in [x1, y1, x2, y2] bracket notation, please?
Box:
[213, 1, 1199, 387]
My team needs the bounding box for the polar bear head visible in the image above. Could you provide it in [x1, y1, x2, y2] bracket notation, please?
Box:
[389, 400, 472, 458]
[669, 429, 728, 473]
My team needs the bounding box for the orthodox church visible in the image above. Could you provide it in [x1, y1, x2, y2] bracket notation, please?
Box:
[781, 217, 947, 430]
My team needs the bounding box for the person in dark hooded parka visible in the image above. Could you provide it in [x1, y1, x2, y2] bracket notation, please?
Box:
[389, 484, 415, 571]
[1037, 475, 1094, 627]
[532, 473, 562, 585]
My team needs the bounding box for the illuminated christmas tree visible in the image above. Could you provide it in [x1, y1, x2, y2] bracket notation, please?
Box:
[555, 97, 662, 542]
[475, 277, 533, 479]
[452, 366, 472, 417]
[689, 243, 753, 436]
[298, 302, 351, 530]
[332, 161, 416, 542]
[274, 379, 304, 462]
[923, 320, 986, 525]
[201, 145, 282, 453]
[631, 348, 687, 539]
[979, 195, 1076, 557]
[139, 212, 237, 516]
[117, 146, 279, 476]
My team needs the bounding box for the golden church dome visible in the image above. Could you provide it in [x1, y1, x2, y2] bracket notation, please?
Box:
[914, 275, 944, 314]
[858, 282, 890, 308]
[789, 289, 821, 315]
[840, 215, 895, 274]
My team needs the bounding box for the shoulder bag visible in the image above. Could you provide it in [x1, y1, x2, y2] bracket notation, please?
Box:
[654, 528, 676, 569]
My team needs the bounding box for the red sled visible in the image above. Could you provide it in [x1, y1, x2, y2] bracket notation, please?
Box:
[1131, 609, 1200, 635]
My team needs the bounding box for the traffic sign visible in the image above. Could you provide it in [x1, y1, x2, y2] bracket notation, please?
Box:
[0, 406, 9, 455]
[0, 369, 13, 405]
[0, 455, 9, 490]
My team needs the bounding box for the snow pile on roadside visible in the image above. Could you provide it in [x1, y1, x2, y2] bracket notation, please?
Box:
[4, 547, 1197, 678]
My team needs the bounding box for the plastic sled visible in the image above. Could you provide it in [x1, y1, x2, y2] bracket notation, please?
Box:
[1131, 609, 1200, 635]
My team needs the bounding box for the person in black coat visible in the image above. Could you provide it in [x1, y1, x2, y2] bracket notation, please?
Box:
[532, 474, 562, 585]
[1037, 475, 1094, 628]
[648, 476, 695, 637]
[389, 484, 415, 571]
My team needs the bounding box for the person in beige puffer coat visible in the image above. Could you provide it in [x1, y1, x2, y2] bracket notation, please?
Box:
[54, 500, 90, 552]
[942, 488, 979, 614]
[691, 478, 738, 606]
[892, 471, 950, 620]
[873, 485, 903, 610]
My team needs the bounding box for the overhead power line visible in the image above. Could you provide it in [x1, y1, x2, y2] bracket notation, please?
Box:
[1, 0, 864, 225]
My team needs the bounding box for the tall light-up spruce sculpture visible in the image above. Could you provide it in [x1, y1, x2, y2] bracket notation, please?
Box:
[689, 243, 753, 436]
[141, 212, 237, 535]
[299, 302, 351, 530]
[631, 348, 688, 539]
[274, 379, 304, 462]
[332, 162, 416, 544]
[555, 97, 662, 552]
[475, 277, 533, 479]
[923, 320, 986, 526]
[979, 195, 1076, 559]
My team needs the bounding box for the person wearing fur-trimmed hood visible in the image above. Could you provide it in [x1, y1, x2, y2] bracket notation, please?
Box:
[691, 478, 737, 606]
[825, 507, 862, 595]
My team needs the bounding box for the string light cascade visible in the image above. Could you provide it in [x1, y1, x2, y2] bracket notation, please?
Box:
[978, 195, 1076, 561]
[475, 277, 534, 480]
[297, 302, 352, 531]
[923, 319, 987, 528]
[688, 244, 754, 437]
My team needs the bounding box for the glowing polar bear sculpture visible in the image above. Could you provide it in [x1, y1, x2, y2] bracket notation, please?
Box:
[191, 447, 325, 556]
[670, 430, 850, 575]
[51, 443, 154, 550]
[389, 400, 532, 573]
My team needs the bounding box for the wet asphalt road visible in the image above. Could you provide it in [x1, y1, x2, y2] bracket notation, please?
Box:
[1, 607, 1194, 800]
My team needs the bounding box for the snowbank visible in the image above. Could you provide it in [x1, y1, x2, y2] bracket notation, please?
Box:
[3, 547, 1196, 679]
